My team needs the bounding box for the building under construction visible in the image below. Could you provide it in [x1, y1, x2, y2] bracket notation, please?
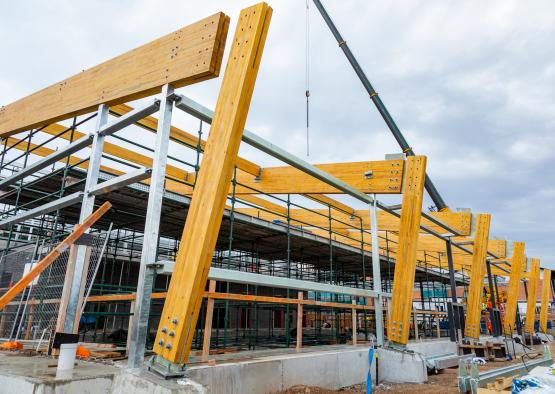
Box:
[0, 2, 553, 393]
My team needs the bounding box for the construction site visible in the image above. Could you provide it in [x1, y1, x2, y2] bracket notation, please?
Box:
[0, 1, 553, 393]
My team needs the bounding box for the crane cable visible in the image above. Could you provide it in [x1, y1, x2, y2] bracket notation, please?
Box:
[305, 0, 310, 156]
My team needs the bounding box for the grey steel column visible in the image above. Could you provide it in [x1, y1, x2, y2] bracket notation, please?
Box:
[64, 104, 109, 332]
[369, 196, 384, 346]
[128, 84, 174, 368]
[486, 260, 501, 336]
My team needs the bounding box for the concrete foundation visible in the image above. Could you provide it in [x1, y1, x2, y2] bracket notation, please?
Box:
[377, 347, 428, 384]
[0, 353, 117, 394]
[187, 346, 375, 394]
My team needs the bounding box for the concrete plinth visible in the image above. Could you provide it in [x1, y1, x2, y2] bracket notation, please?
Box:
[187, 346, 375, 394]
[377, 347, 427, 384]
[0, 353, 117, 394]
[112, 369, 205, 394]
[407, 339, 457, 357]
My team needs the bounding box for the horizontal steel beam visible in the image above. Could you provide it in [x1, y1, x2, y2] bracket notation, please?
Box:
[0, 191, 83, 229]
[88, 167, 152, 196]
[175, 95, 510, 272]
[99, 99, 160, 137]
[0, 134, 94, 190]
[155, 261, 384, 298]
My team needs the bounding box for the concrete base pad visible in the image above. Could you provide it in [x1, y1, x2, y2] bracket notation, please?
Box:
[112, 369, 205, 394]
[377, 347, 427, 384]
[0, 353, 117, 394]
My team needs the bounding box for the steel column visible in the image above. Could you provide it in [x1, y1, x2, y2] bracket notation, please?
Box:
[64, 104, 109, 332]
[446, 239, 461, 341]
[369, 197, 384, 345]
[128, 84, 174, 368]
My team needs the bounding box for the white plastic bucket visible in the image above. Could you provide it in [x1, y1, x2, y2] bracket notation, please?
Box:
[57, 343, 78, 371]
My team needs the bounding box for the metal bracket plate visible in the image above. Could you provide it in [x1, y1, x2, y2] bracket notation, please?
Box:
[147, 355, 187, 379]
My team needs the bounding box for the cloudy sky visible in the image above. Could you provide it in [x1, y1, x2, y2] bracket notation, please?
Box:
[2, 1, 555, 268]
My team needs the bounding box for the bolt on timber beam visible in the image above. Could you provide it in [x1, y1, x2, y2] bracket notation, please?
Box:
[151, 2, 272, 369]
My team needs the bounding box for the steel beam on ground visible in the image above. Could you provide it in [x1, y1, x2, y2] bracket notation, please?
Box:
[0, 134, 94, 190]
[128, 84, 174, 369]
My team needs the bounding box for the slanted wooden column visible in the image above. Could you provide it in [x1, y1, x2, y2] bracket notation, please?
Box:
[464, 213, 491, 339]
[525, 258, 540, 334]
[387, 155, 427, 345]
[503, 242, 525, 334]
[153, 3, 272, 365]
[540, 269, 552, 333]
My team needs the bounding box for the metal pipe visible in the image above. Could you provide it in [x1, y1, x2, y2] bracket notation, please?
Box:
[311, 0, 448, 211]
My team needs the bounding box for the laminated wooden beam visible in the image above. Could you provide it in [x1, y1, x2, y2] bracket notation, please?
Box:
[387, 155, 427, 344]
[503, 242, 525, 334]
[540, 269, 552, 333]
[153, 2, 272, 365]
[0, 13, 229, 137]
[463, 213, 491, 339]
[233, 160, 403, 194]
[525, 258, 541, 334]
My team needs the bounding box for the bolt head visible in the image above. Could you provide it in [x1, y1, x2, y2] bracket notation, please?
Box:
[166, 343, 172, 350]
[158, 340, 165, 346]
[169, 331, 175, 337]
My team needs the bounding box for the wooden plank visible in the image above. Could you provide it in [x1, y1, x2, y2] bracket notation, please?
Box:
[352, 299, 357, 345]
[201, 280, 217, 361]
[0, 13, 229, 137]
[387, 156, 427, 344]
[464, 214, 491, 339]
[525, 258, 540, 334]
[232, 160, 403, 194]
[540, 269, 551, 332]
[0, 201, 111, 309]
[503, 242, 525, 334]
[297, 292, 303, 350]
[153, 3, 273, 365]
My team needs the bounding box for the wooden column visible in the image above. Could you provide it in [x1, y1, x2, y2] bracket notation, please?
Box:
[351, 299, 357, 345]
[297, 292, 303, 350]
[525, 258, 540, 334]
[153, 3, 272, 364]
[387, 155, 427, 345]
[540, 269, 552, 333]
[503, 242, 525, 334]
[464, 214, 491, 339]
[202, 281, 217, 360]
[436, 316, 441, 338]
[25, 301, 36, 340]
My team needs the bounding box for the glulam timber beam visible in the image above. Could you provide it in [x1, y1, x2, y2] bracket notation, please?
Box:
[525, 258, 541, 334]
[387, 156, 427, 345]
[503, 242, 525, 334]
[540, 269, 552, 333]
[464, 213, 491, 339]
[236, 207, 471, 235]
[0, 13, 229, 137]
[153, 3, 272, 365]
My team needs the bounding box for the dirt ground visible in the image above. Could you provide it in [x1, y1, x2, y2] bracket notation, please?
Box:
[276, 343, 555, 394]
